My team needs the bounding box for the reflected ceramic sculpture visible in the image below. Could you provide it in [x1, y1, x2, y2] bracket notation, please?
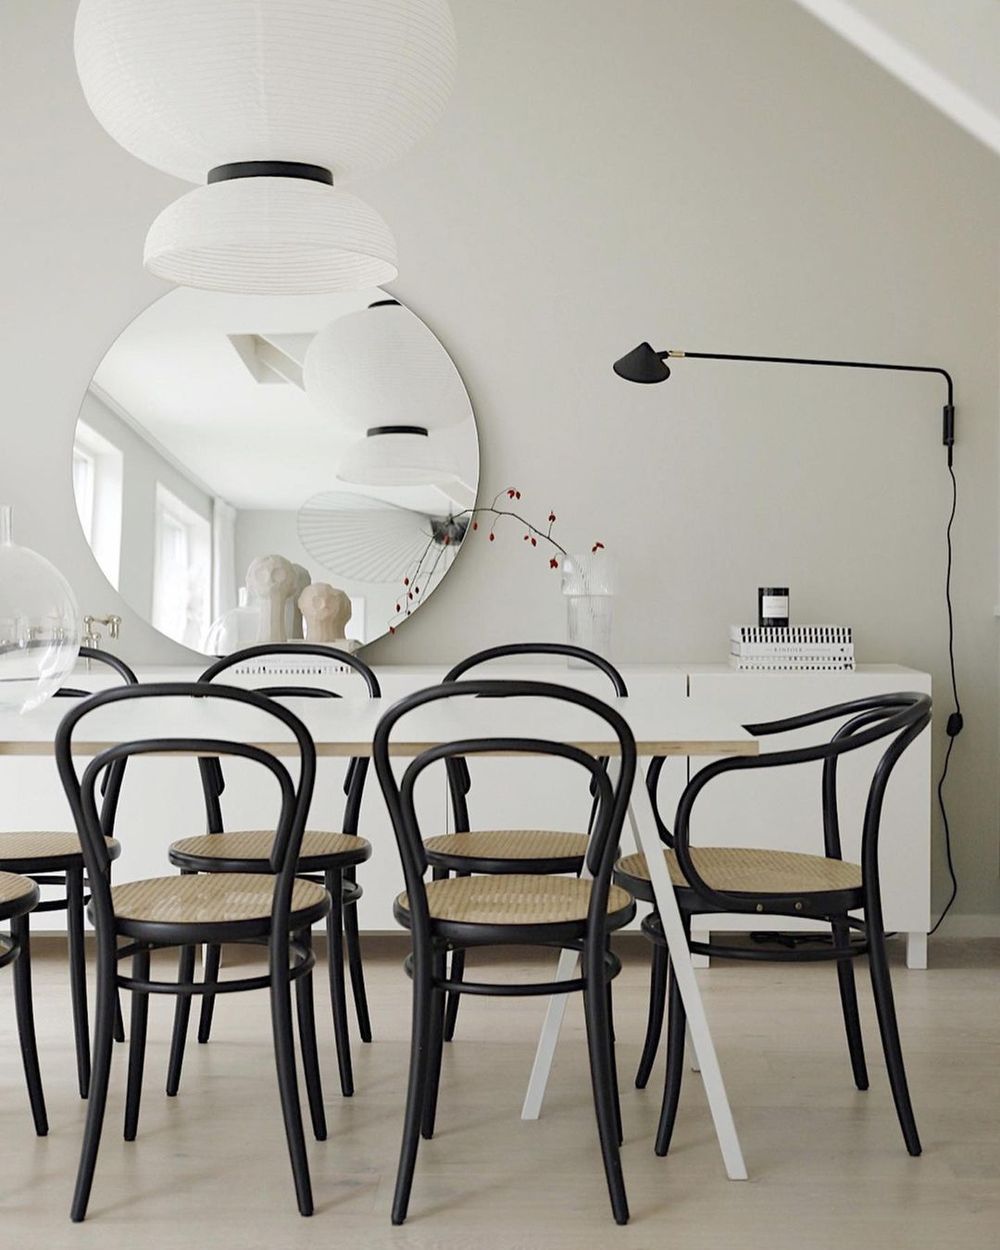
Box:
[286, 563, 312, 641]
[299, 582, 360, 652]
[246, 554, 296, 644]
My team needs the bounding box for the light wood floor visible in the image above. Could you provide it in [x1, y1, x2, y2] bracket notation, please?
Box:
[0, 936, 997, 1250]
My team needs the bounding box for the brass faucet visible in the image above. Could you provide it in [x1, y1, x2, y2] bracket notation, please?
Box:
[82, 614, 122, 650]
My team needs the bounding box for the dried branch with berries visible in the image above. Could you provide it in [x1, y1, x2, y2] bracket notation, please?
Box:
[387, 488, 605, 634]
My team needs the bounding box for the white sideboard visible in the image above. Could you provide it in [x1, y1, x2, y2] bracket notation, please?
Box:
[0, 661, 931, 965]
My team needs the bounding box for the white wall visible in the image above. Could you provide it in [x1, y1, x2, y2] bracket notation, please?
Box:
[0, 0, 998, 926]
[78, 389, 213, 620]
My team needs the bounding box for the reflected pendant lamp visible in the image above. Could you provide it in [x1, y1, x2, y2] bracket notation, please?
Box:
[73, 1, 457, 294]
[304, 299, 467, 486]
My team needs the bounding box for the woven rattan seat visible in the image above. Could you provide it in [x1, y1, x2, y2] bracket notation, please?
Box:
[617, 847, 863, 896]
[0, 832, 121, 866]
[0, 870, 38, 907]
[396, 873, 634, 927]
[109, 873, 329, 927]
[169, 829, 370, 868]
[423, 829, 588, 864]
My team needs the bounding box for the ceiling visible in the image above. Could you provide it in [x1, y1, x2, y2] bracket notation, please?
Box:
[89, 285, 478, 514]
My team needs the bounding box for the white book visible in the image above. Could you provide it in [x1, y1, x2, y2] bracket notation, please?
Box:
[730, 625, 853, 644]
[730, 656, 856, 672]
[730, 641, 855, 658]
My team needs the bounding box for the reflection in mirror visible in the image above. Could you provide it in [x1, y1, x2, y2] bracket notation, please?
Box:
[73, 287, 479, 652]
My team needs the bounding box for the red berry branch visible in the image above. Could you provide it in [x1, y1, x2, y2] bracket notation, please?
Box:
[387, 488, 605, 634]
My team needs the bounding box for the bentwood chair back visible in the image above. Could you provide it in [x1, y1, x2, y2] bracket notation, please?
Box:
[618, 691, 931, 1157]
[0, 645, 137, 1098]
[431, 643, 627, 1038]
[373, 678, 637, 1225]
[55, 682, 328, 1222]
[165, 644, 380, 1096]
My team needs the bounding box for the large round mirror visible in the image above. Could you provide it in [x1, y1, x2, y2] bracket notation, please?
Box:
[73, 287, 478, 653]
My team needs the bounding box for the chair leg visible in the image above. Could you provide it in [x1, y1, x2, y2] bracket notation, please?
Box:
[295, 927, 328, 1141]
[343, 867, 372, 1043]
[582, 940, 629, 1225]
[70, 937, 117, 1221]
[270, 933, 314, 1217]
[10, 913, 47, 1135]
[443, 871, 469, 1041]
[655, 950, 688, 1158]
[66, 866, 91, 1099]
[325, 869, 354, 1097]
[421, 948, 447, 1140]
[636, 936, 667, 1089]
[166, 945, 197, 1097]
[197, 943, 222, 1044]
[123, 946, 150, 1141]
[867, 921, 921, 1155]
[832, 920, 868, 1091]
[392, 947, 434, 1225]
[606, 968, 623, 1147]
[103, 868, 125, 1045]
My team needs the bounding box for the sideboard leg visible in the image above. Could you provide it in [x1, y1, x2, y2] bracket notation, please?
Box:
[906, 932, 928, 969]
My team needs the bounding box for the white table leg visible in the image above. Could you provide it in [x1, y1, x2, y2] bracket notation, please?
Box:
[628, 764, 747, 1180]
[520, 947, 579, 1120]
[906, 931, 928, 969]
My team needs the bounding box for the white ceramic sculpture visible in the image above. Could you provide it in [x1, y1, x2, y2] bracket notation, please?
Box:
[298, 582, 360, 652]
[285, 563, 312, 640]
[246, 554, 296, 643]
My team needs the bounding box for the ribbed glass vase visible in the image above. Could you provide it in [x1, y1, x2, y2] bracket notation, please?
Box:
[561, 551, 614, 663]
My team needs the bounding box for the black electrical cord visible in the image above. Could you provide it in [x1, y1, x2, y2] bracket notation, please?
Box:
[751, 451, 961, 951]
[930, 460, 962, 934]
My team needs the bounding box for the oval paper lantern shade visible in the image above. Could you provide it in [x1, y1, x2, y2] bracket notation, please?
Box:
[73, 0, 457, 185]
[304, 302, 469, 433]
[336, 431, 460, 487]
[144, 178, 398, 293]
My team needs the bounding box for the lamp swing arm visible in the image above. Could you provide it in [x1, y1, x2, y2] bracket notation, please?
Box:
[660, 348, 955, 453]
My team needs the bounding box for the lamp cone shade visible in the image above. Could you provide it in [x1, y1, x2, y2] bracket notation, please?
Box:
[613, 342, 670, 383]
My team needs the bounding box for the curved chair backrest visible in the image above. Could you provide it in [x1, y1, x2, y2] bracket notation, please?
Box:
[54, 682, 316, 941]
[54, 645, 138, 698]
[443, 644, 628, 829]
[55, 646, 139, 831]
[198, 644, 380, 835]
[653, 692, 931, 920]
[373, 679, 637, 942]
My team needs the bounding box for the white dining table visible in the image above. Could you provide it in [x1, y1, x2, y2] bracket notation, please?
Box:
[0, 687, 755, 1180]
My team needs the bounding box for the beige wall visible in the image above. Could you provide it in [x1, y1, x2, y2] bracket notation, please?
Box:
[1, 0, 998, 926]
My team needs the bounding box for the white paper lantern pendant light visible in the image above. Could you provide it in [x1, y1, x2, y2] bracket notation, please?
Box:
[304, 298, 468, 486]
[74, 1, 457, 293]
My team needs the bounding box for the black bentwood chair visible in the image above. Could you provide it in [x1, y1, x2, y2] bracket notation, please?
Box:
[615, 692, 931, 1159]
[0, 871, 47, 1134]
[433, 643, 627, 1040]
[374, 679, 637, 1226]
[0, 646, 137, 1098]
[55, 683, 330, 1222]
[166, 644, 379, 1098]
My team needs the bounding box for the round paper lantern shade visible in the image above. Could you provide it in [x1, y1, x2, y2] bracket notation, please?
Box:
[304, 301, 469, 433]
[336, 430, 460, 487]
[74, 0, 457, 185]
[144, 178, 398, 294]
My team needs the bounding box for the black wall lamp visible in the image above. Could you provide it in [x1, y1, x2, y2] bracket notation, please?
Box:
[614, 337, 962, 929]
[613, 341, 956, 463]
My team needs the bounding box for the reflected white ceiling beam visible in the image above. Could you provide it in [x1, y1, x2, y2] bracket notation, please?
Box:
[793, 0, 1000, 157]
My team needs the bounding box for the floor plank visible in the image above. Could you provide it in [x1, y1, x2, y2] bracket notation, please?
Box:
[0, 936, 997, 1249]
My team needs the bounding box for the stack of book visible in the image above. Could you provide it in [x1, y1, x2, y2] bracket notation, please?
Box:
[729, 625, 855, 671]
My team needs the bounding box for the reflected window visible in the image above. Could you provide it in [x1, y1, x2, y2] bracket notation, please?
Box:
[73, 421, 123, 589]
[152, 484, 211, 650]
